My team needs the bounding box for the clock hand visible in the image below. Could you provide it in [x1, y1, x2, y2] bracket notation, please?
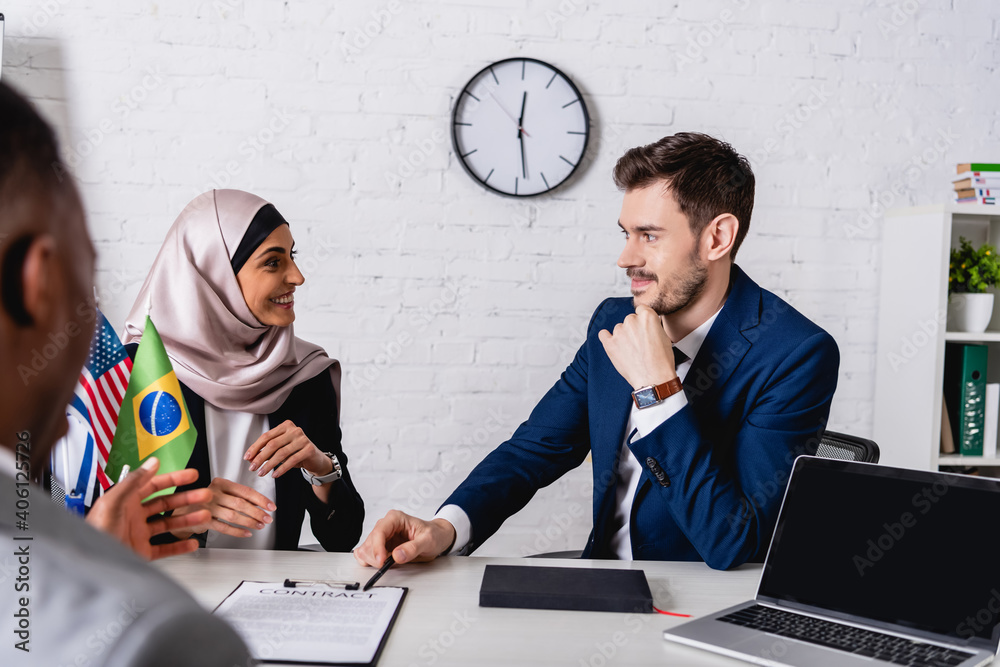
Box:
[487, 89, 531, 138]
[518, 92, 528, 179]
[519, 132, 527, 180]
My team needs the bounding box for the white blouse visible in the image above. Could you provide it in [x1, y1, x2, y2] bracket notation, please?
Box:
[203, 403, 277, 550]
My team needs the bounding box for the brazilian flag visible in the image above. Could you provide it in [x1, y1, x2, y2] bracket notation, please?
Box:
[105, 316, 196, 496]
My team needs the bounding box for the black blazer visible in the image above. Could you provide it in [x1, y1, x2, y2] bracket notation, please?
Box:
[126, 344, 364, 552]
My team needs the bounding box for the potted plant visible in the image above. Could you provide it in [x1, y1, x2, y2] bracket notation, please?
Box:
[948, 237, 1000, 333]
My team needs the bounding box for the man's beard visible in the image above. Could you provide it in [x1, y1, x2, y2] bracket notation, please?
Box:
[628, 251, 708, 316]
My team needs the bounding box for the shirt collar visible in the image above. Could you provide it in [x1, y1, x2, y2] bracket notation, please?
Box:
[673, 306, 723, 363]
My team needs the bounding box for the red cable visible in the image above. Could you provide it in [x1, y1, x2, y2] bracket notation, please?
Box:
[653, 606, 691, 618]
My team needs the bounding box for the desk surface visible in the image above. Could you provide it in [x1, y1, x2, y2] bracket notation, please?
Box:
[156, 549, 762, 666]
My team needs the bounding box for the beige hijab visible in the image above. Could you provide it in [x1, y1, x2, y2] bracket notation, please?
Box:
[123, 189, 340, 415]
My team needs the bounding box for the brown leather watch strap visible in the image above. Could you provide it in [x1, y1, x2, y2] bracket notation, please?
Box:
[652, 377, 684, 401]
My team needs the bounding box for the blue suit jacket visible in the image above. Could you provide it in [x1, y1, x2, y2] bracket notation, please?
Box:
[442, 265, 839, 569]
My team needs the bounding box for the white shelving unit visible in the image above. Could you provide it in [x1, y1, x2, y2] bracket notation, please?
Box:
[943, 331, 1000, 343]
[874, 203, 1000, 471]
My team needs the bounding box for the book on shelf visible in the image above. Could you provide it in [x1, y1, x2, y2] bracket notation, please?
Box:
[954, 188, 997, 198]
[943, 342, 988, 456]
[953, 175, 1000, 189]
[941, 393, 956, 454]
[956, 163, 1000, 174]
[985, 383, 999, 459]
[955, 196, 997, 205]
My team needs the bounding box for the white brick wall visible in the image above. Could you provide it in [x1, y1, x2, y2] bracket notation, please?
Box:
[3, 0, 999, 556]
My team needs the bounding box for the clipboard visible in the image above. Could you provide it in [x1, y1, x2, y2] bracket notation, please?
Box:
[213, 580, 408, 666]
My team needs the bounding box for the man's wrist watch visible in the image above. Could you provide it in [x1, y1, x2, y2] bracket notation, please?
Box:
[301, 452, 343, 486]
[632, 377, 683, 409]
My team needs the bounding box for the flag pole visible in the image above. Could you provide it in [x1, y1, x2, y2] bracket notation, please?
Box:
[93, 286, 100, 309]
[145, 292, 152, 317]
[60, 429, 71, 496]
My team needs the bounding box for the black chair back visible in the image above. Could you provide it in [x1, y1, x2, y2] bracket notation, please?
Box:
[815, 430, 880, 463]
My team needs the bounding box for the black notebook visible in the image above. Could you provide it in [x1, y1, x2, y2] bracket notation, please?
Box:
[479, 565, 653, 614]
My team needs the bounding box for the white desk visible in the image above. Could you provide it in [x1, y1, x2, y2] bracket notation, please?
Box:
[156, 549, 761, 665]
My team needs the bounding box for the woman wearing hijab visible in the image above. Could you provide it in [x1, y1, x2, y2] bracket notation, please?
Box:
[122, 189, 363, 552]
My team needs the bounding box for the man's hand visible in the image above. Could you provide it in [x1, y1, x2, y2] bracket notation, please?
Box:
[244, 419, 331, 479]
[86, 457, 213, 561]
[597, 304, 678, 389]
[170, 477, 276, 540]
[353, 510, 456, 567]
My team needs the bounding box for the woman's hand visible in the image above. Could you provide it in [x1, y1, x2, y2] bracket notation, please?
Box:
[244, 419, 332, 480]
[171, 477, 276, 540]
[86, 457, 214, 560]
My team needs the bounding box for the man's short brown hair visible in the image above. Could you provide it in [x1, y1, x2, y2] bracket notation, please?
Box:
[613, 132, 755, 259]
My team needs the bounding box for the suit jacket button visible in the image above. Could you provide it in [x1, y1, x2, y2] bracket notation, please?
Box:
[645, 457, 671, 487]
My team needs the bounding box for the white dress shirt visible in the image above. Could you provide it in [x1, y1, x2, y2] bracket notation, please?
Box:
[203, 403, 277, 550]
[436, 308, 722, 557]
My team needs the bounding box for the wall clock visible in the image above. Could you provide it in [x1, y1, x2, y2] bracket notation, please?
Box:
[451, 57, 590, 198]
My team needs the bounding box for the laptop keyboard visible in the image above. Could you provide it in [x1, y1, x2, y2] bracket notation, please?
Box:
[717, 605, 976, 666]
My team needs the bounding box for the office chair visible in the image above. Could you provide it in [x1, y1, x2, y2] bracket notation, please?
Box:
[814, 430, 880, 463]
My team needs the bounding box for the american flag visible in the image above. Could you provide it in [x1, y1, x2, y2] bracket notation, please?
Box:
[75, 309, 133, 490]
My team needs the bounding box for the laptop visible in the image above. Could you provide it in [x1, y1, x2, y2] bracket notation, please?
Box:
[663, 456, 1000, 667]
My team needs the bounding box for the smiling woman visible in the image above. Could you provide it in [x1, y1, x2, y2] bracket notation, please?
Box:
[120, 189, 364, 552]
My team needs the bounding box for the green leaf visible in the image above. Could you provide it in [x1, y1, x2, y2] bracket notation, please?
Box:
[948, 236, 1000, 294]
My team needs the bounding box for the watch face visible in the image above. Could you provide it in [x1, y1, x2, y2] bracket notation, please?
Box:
[452, 57, 590, 197]
[633, 387, 659, 409]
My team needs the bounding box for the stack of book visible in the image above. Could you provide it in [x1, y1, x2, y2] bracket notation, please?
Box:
[953, 162, 999, 205]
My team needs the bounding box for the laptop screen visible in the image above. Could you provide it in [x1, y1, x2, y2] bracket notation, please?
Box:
[758, 457, 1000, 645]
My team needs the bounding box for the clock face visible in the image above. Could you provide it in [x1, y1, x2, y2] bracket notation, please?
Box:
[452, 58, 590, 198]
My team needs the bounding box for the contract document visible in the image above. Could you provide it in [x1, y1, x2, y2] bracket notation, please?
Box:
[214, 581, 407, 665]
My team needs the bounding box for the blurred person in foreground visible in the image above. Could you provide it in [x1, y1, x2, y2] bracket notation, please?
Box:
[0, 81, 251, 666]
[355, 133, 839, 570]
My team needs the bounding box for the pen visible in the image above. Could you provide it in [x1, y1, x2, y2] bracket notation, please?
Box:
[362, 555, 395, 591]
[283, 579, 359, 590]
[118, 464, 130, 483]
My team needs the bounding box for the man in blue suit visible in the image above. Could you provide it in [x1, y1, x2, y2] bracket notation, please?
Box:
[355, 133, 839, 570]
